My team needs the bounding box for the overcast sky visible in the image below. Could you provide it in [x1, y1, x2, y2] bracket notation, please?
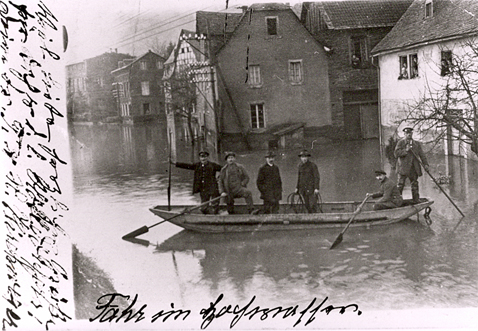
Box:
[61, 0, 303, 63]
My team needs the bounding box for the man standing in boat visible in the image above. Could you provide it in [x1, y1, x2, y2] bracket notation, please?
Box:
[219, 152, 256, 214]
[394, 127, 429, 204]
[295, 150, 320, 213]
[256, 151, 282, 214]
[173, 150, 222, 214]
[366, 170, 403, 210]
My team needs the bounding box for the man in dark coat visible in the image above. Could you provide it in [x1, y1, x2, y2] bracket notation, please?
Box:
[174, 150, 222, 214]
[394, 127, 429, 203]
[295, 150, 320, 213]
[219, 152, 256, 214]
[366, 170, 403, 210]
[256, 152, 282, 214]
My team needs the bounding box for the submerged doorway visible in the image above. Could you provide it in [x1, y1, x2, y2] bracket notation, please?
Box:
[343, 89, 379, 140]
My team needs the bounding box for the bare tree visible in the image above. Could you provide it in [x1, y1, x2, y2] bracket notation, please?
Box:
[147, 37, 176, 59]
[399, 39, 478, 158]
[167, 68, 200, 162]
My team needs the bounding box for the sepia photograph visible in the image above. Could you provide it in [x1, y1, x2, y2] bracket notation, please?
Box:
[2, 0, 478, 330]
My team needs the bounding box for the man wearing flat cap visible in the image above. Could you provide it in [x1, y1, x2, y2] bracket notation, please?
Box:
[366, 170, 403, 210]
[174, 150, 222, 214]
[295, 150, 320, 213]
[257, 152, 282, 214]
[394, 127, 429, 203]
[219, 152, 255, 214]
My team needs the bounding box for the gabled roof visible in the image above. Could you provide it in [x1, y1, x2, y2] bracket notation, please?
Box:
[372, 0, 478, 55]
[302, 0, 413, 29]
[111, 50, 164, 74]
[196, 11, 243, 35]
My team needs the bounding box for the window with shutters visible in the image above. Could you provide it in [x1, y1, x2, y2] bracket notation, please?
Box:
[140, 60, 148, 70]
[289, 60, 303, 84]
[250, 103, 265, 129]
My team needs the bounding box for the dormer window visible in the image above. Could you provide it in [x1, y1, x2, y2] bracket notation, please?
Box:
[266, 17, 278, 35]
[425, 0, 433, 18]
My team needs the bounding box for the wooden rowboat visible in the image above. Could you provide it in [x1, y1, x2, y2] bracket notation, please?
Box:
[149, 198, 434, 233]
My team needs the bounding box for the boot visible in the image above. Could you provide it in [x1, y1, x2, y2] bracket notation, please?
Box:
[412, 190, 420, 204]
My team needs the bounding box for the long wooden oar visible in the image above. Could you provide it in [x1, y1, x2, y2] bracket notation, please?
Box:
[122, 195, 224, 240]
[330, 195, 370, 249]
[411, 150, 464, 217]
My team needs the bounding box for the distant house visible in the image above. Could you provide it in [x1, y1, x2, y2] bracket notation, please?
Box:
[301, 0, 413, 140]
[163, 29, 218, 159]
[111, 50, 166, 124]
[66, 51, 134, 122]
[372, 0, 478, 159]
[215, 3, 332, 150]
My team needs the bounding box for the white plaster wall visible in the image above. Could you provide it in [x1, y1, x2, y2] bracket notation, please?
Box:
[378, 37, 477, 159]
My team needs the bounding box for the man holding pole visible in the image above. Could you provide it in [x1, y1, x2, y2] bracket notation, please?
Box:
[173, 150, 222, 214]
[394, 127, 429, 204]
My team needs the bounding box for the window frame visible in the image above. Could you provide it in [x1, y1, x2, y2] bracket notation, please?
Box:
[250, 103, 265, 129]
[425, 0, 433, 18]
[140, 60, 148, 70]
[288, 59, 303, 84]
[248, 64, 262, 87]
[398, 53, 418, 80]
[265, 16, 278, 36]
[141, 81, 150, 96]
[156, 60, 163, 69]
[441, 50, 452, 76]
[350, 35, 369, 68]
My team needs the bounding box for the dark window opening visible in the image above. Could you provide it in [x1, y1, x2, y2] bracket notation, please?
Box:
[143, 103, 150, 115]
[425, 1, 433, 17]
[266, 17, 277, 35]
[399, 56, 408, 79]
[409, 54, 418, 78]
[350, 36, 368, 68]
[441, 50, 452, 76]
[250, 103, 265, 129]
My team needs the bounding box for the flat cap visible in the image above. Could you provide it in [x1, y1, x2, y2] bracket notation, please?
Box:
[403, 127, 414, 133]
[265, 151, 276, 158]
[224, 151, 236, 160]
[298, 150, 311, 157]
[198, 150, 209, 157]
[374, 170, 387, 175]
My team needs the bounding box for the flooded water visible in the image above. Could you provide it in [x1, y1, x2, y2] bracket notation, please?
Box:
[67, 122, 478, 328]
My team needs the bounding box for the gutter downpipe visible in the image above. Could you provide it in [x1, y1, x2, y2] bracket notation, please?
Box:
[376, 55, 383, 166]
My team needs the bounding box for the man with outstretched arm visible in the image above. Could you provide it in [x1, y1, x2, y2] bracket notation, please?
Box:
[173, 150, 222, 214]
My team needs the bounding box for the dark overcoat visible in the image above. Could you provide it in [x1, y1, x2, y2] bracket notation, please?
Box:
[371, 177, 403, 206]
[256, 164, 282, 201]
[296, 160, 320, 193]
[394, 138, 429, 177]
[175, 161, 222, 194]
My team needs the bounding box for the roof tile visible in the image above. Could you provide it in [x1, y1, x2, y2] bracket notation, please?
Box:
[372, 0, 478, 54]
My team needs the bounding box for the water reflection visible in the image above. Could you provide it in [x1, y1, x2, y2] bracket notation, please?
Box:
[68, 122, 478, 317]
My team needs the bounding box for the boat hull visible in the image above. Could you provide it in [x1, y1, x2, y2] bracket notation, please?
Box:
[149, 199, 433, 233]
